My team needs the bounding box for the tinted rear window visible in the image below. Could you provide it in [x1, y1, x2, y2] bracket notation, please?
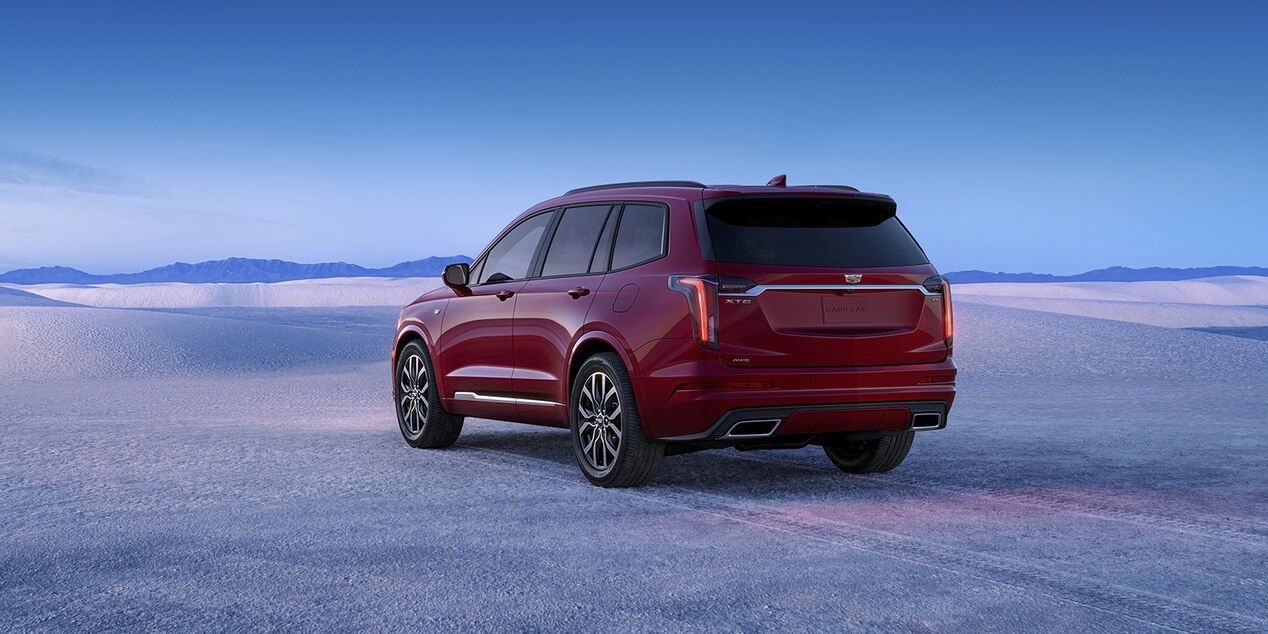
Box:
[704, 197, 928, 268]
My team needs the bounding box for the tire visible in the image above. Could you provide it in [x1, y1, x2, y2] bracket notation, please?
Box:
[823, 431, 914, 474]
[395, 340, 463, 448]
[569, 352, 664, 487]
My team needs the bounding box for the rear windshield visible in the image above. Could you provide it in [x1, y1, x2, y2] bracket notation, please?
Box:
[703, 197, 929, 268]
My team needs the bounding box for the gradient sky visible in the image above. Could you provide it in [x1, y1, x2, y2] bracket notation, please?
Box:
[2, 1, 1265, 275]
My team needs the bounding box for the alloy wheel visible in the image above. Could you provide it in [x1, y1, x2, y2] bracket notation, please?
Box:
[577, 370, 622, 472]
[398, 353, 429, 438]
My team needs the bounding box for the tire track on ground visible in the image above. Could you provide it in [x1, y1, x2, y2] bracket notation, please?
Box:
[729, 451, 1268, 546]
[452, 444, 1266, 634]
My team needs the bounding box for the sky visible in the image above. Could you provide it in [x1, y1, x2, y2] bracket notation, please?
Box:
[1, 1, 1265, 275]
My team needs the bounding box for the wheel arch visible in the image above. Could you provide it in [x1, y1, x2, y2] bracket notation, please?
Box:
[570, 332, 628, 385]
[393, 324, 438, 395]
[567, 329, 641, 406]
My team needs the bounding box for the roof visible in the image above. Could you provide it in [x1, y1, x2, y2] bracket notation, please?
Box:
[564, 180, 707, 195]
[556, 179, 891, 202]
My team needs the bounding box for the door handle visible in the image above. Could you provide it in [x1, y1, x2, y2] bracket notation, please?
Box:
[495, 290, 515, 301]
[566, 286, 591, 299]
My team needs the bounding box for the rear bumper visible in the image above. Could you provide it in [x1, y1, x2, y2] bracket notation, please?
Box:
[659, 400, 948, 442]
[633, 340, 956, 439]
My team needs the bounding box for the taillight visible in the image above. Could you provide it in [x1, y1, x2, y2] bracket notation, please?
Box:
[668, 275, 718, 348]
[943, 280, 954, 353]
[923, 275, 954, 354]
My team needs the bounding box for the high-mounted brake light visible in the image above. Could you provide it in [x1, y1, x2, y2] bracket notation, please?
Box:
[922, 275, 954, 354]
[668, 275, 718, 348]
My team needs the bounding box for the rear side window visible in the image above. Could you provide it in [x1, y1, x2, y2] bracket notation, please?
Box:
[703, 197, 928, 268]
[610, 204, 667, 269]
[477, 211, 554, 284]
[541, 205, 611, 277]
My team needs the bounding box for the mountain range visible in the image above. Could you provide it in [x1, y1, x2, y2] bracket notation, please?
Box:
[0, 256, 472, 284]
[0, 260, 1262, 285]
[943, 266, 1268, 283]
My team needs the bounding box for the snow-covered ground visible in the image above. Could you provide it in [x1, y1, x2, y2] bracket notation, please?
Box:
[0, 276, 443, 308]
[1, 287, 1266, 630]
[7, 275, 1267, 328]
[956, 275, 1268, 328]
[0, 286, 80, 307]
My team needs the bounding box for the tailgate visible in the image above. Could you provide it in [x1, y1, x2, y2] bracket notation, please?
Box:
[717, 266, 948, 368]
[702, 195, 949, 368]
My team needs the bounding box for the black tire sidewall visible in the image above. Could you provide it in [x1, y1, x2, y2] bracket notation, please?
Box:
[568, 353, 661, 486]
[825, 431, 914, 473]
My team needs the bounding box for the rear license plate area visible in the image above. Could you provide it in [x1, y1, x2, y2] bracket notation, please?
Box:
[821, 295, 870, 324]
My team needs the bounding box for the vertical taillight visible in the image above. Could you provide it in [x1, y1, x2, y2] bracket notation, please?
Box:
[942, 279, 954, 354]
[668, 275, 718, 348]
[923, 275, 954, 355]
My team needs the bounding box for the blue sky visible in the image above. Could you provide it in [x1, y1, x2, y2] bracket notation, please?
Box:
[1, 1, 1265, 274]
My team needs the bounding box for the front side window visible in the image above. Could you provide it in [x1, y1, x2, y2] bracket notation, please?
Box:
[610, 204, 667, 269]
[477, 211, 554, 284]
[541, 205, 611, 277]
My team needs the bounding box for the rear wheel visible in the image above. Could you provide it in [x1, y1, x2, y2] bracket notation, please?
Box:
[824, 431, 914, 474]
[570, 353, 663, 487]
[395, 341, 463, 448]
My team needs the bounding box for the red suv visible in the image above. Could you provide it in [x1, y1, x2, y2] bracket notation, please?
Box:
[392, 177, 955, 487]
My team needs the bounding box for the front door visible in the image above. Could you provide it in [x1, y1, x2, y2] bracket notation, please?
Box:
[435, 210, 555, 420]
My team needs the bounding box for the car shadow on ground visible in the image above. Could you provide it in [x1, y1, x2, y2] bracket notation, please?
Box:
[447, 425, 994, 502]
[439, 422, 1243, 524]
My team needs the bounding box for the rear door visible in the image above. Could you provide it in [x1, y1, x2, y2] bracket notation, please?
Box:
[703, 195, 948, 368]
[512, 204, 613, 418]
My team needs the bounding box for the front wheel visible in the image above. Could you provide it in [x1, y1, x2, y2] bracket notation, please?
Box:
[395, 341, 463, 448]
[569, 353, 663, 487]
[823, 431, 914, 474]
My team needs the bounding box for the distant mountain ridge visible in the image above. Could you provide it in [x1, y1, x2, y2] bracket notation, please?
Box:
[945, 265, 1268, 284]
[4, 260, 1262, 285]
[0, 256, 472, 285]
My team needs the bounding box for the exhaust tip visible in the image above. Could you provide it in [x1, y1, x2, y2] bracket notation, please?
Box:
[724, 419, 781, 438]
[911, 412, 943, 430]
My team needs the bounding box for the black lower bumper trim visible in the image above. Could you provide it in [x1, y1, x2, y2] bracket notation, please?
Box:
[660, 400, 949, 442]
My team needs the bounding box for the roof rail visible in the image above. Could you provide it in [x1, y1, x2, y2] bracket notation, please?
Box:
[808, 185, 860, 192]
[565, 180, 707, 195]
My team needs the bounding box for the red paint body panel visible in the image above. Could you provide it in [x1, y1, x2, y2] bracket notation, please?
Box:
[393, 183, 956, 440]
[712, 263, 948, 368]
[512, 273, 604, 426]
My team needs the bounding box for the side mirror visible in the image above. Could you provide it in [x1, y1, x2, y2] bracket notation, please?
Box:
[443, 262, 470, 288]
